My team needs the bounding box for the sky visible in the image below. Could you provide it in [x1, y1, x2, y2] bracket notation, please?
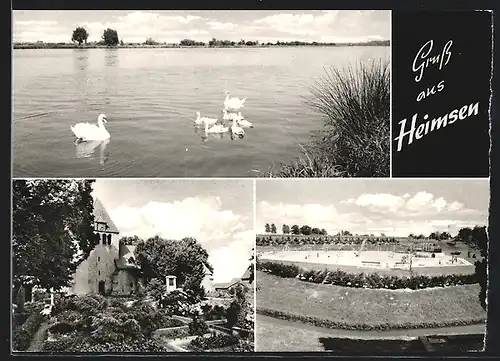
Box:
[256, 179, 489, 237]
[92, 179, 253, 283]
[12, 10, 390, 44]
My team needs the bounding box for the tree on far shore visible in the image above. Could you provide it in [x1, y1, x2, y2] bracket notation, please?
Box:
[282, 224, 290, 234]
[102, 28, 119, 46]
[265, 223, 271, 233]
[71, 27, 89, 45]
[270, 223, 277, 234]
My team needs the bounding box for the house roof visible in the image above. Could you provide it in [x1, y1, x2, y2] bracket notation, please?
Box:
[214, 278, 241, 290]
[241, 265, 252, 280]
[93, 198, 120, 234]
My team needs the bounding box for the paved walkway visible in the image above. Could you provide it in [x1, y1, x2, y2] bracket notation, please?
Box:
[27, 322, 51, 352]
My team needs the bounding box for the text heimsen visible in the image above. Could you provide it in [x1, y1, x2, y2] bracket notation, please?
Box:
[393, 102, 480, 152]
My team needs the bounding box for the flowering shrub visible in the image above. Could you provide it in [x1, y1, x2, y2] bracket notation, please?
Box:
[43, 294, 184, 352]
[12, 312, 46, 351]
[190, 332, 239, 350]
[258, 260, 478, 290]
[188, 315, 210, 336]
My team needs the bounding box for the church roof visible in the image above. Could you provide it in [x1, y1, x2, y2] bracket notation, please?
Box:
[203, 263, 213, 276]
[93, 198, 120, 234]
[115, 245, 140, 270]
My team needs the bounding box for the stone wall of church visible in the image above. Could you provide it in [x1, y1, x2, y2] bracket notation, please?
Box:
[112, 270, 137, 295]
[73, 242, 119, 295]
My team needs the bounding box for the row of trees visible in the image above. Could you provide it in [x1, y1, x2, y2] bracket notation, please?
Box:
[72, 27, 120, 46]
[68, 27, 390, 48]
[264, 223, 328, 236]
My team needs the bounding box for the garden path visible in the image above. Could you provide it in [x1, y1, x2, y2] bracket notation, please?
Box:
[27, 322, 51, 352]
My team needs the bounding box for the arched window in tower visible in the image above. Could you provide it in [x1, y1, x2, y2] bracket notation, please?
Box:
[101, 233, 106, 245]
[107, 234, 112, 245]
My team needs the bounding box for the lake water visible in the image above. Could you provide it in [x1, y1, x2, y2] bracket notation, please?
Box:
[13, 47, 389, 177]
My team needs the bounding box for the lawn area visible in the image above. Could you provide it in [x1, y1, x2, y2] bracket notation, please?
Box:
[256, 314, 336, 351]
[256, 271, 486, 331]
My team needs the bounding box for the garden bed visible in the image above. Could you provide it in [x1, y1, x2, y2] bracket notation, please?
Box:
[187, 332, 253, 352]
[40, 294, 183, 352]
[257, 260, 477, 289]
[256, 271, 486, 331]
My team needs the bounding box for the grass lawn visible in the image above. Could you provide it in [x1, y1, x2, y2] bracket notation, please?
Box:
[256, 271, 486, 331]
[256, 315, 336, 351]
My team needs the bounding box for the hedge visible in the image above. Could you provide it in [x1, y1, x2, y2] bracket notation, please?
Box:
[257, 260, 478, 290]
[152, 325, 189, 340]
[12, 312, 45, 351]
[256, 307, 485, 331]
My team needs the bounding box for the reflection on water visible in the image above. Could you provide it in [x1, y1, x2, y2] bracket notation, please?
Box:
[75, 138, 110, 165]
[104, 50, 119, 67]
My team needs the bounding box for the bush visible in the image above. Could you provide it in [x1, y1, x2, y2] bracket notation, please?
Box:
[258, 260, 478, 290]
[12, 312, 45, 351]
[188, 316, 210, 336]
[128, 301, 182, 337]
[267, 58, 390, 178]
[43, 336, 168, 352]
[154, 325, 189, 339]
[190, 332, 239, 350]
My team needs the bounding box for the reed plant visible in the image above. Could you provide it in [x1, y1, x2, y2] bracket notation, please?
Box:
[268, 58, 390, 177]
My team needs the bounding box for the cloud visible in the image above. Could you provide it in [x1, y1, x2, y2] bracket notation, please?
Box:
[13, 10, 389, 43]
[107, 196, 252, 283]
[342, 191, 470, 217]
[341, 193, 405, 213]
[258, 190, 486, 237]
[208, 229, 254, 283]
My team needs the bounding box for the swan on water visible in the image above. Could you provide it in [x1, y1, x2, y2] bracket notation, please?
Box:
[230, 119, 245, 136]
[70, 114, 110, 143]
[221, 109, 244, 122]
[195, 111, 218, 127]
[205, 121, 229, 134]
[224, 91, 246, 111]
[237, 118, 254, 128]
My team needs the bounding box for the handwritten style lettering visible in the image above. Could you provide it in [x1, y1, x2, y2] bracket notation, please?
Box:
[394, 102, 480, 152]
[412, 40, 453, 83]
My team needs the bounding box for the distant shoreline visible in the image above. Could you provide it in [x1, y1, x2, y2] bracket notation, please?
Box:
[13, 41, 390, 50]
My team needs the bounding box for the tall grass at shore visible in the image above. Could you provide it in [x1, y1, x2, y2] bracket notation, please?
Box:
[267, 58, 390, 178]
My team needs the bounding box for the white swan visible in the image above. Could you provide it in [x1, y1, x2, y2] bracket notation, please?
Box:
[224, 91, 246, 111]
[70, 114, 110, 143]
[230, 119, 245, 136]
[205, 121, 229, 134]
[195, 111, 218, 126]
[221, 109, 243, 122]
[237, 118, 254, 128]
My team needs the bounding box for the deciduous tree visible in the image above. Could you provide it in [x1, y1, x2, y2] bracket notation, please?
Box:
[72, 27, 88, 45]
[135, 236, 212, 300]
[12, 179, 98, 292]
[102, 28, 119, 46]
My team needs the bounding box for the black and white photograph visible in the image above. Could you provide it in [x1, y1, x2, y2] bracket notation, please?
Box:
[11, 179, 255, 353]
[255, 179, 488, 352]
[13, 10, 390, 178]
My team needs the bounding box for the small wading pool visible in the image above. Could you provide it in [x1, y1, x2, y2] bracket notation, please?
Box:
[261, 250, 472, 270]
